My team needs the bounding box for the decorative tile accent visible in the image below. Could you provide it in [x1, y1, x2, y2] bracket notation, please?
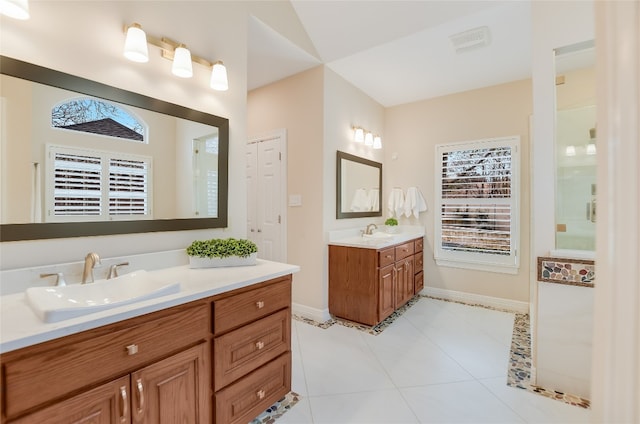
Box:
[537, 256, 595, 287]
[293, 295, 421, 335]
[507, 313, 591, 409]
[251, 391, 300, 424]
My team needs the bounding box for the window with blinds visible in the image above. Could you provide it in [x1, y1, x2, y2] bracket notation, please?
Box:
[435, 136, 520, 273]
[46, 145, 152, 222]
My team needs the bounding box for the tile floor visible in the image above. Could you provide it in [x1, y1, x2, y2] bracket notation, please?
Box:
[278, 298, 591, 423]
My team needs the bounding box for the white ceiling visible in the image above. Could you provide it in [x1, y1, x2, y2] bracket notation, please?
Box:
[247, 0, 533, 107]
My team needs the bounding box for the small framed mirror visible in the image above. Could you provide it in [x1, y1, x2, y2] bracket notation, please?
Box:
[336, 151, 382, 219]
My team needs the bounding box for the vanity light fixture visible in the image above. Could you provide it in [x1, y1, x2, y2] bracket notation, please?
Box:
[364, 131, 374, 146]
[0, 0, 29, 19]
[565, 145, 576, 157]
[353, 127, 365, 143]
[586, 143, 596, 155]
[123, 22, 228, 91]
[171, 44, 193, 78]
[373, 135, 382, 149]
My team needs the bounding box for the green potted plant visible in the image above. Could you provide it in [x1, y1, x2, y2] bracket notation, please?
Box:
[384, 217, 399, 233]
[186, 238, 258, 268]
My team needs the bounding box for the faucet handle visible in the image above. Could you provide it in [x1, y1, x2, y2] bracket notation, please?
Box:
[108, 262, 130, 279]
[40, 272, 67, 287]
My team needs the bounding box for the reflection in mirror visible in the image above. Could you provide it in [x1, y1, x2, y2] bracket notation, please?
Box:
[336, 151, 382, 219]
[0, 56, 228, 241]
[554, 40, 596, 251]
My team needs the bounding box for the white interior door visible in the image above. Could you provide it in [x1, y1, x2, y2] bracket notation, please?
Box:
[247, 131, 286, 262]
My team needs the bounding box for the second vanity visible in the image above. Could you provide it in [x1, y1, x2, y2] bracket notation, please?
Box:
[329, 229, 425, 326]
[0, 260, 298, 424]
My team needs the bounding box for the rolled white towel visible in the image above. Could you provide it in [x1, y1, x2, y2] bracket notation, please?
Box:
[388, 188, 405, 218]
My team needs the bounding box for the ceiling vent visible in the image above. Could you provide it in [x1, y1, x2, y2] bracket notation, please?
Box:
[449, 26, 491, 54]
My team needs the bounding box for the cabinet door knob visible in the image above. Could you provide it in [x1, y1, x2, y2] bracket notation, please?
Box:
[256, 300, 265, 309]
[255, 341, 265, 350]
[126, 344, 139, 356]
[256, 389, 266, 400]
[119, 386, 128, 423]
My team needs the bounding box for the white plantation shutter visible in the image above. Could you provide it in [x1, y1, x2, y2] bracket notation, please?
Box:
[46, 145, 152, 221]
[52, 152, 102, 216]
[109, 158, 148, 215]
[207, 170, 218, 217]
[435, 137, 520, 273]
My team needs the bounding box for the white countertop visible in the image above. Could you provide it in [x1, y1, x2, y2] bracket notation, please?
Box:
[328, 230, 425, 250]
[0, 259, 299, 354]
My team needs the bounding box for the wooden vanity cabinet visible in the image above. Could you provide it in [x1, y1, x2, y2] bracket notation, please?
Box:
[1, 274, 294, 424]
[1, 302, 210, 424]
[329, 237, 425, 326]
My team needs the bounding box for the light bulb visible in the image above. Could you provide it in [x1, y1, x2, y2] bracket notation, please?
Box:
[210, 61, 228, 91]
[354, 128, 364, 143]
[373, 135, 382, 149]
[123, 23, 149, 63]
[586, 143, 596, 155]
[364, 132, 374, 146]
[172, 45, 193, 78]
[565, 145, 576, 157]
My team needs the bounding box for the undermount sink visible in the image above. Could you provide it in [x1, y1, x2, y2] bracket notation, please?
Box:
[362, 232, 394, 239]
[25, 270, 181, 323]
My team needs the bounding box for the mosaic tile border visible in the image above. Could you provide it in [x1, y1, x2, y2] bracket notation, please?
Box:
[250, 391, 300, 424]
[507, 313, 591, 409]
[293, 295, 421, 335]
[537, 256, 595, 287]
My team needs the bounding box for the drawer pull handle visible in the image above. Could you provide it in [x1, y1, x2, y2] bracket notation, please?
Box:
[256, 389, 266, 400]
[126, 344, 139, 356]
[136, 378, 145, 414]
[256, 301, 265, 309]
[119, 386, 128, 422]
[256, 341, 265, 350]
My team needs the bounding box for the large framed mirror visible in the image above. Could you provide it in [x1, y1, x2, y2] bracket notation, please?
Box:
[0, 56, 228, 242]
[336, 151, 382, 219]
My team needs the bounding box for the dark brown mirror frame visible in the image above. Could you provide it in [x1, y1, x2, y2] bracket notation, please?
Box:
[0, 56, 229, 242]
[336, 150, 382, 219]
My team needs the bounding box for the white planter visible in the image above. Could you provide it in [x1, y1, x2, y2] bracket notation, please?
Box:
[188, 252, 258, 268]
[386, 226, 399, 234]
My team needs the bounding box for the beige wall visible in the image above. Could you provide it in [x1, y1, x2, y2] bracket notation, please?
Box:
[247, 66, 325, 312]
[385, 79, 533, 302]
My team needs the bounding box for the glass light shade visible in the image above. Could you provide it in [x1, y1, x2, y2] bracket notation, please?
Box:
[364, 132, 374, 146]
[123, 24, 149, 63]
[586, 143, 596, 155]
[373, 135, 382, 149]
[210, 62, 228, 91]
[0, 0, 29, 19]
[354, 128, 364, 143]
[172, 45, 193, 78]
[565, 145, 576, 157]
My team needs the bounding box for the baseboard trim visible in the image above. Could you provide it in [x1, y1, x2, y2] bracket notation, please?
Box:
[423, 286, 529, 314]
[292, 302, 332, 323]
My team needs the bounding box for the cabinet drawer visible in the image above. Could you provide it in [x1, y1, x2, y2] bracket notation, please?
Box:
[378, 247, 395, 268]
[215, 352, 291, 424]
[213, 278, 291, 334]
[3, 304, 208, 419]
[214, 309, 290, 391]
[395, 242, 414, 261]
[414, 238, 424, 253]
[414, 251, 424, 273]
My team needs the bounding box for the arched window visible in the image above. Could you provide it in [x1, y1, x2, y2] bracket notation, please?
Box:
[51, 97, 146, 143]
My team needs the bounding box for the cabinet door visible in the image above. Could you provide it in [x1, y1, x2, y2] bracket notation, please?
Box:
[394, 258, 414, 308]
[131, 343, 208, 424]
[378, 264, 395, 321]
[10, 376, 130, 424]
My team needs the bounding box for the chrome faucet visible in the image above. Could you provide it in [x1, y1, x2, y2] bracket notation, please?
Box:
[82, 252, 101, 284]
[365, 223, 378, 235]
